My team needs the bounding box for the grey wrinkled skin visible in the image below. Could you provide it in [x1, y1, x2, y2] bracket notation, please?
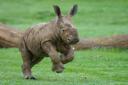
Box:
[19, 4, 79, 80]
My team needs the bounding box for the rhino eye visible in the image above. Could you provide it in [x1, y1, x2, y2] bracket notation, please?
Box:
[62, 29, 65, 32]
[61, 29, 67, 33]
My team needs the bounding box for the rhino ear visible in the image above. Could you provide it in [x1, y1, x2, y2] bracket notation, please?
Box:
[69, 4, 78, 17]
[53, 5, 62, 18]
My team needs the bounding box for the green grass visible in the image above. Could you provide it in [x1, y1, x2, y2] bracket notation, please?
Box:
[0, 0, 128, 85]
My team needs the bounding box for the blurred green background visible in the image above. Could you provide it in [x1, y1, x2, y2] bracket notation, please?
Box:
[0, 0, 128, 85]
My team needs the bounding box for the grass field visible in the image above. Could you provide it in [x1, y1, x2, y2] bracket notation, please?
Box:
[0, 0, 128, 85]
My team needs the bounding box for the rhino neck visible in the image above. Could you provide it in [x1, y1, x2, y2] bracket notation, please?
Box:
[49, 20, 63, 44]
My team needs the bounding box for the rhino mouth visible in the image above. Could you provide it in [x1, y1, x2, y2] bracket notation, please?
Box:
[67, 38, 79, 45]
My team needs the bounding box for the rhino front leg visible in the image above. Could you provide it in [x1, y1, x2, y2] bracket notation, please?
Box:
[60, 46, 74, 64]
[41, 42, 64, 73]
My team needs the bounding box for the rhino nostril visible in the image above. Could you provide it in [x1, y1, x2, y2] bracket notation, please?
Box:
[74, 38, 79, 43]
[67, 38, 79, 44]
[68, 38, 71, 41]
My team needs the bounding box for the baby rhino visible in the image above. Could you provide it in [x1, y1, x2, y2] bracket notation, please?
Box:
[19, 5, 79, 79]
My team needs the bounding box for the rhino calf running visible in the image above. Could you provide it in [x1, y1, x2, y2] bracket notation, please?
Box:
[19, 4, 79, 79]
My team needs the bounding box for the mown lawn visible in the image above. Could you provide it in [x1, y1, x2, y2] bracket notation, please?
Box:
[0, 0, 128, 85]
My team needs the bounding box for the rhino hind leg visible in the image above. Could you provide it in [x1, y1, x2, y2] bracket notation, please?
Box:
[20, 43, 36, 80]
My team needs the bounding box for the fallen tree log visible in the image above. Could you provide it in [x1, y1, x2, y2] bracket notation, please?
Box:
[74, 35, 128, 50]
[0, 23, 128, 50]
[0, 23, 23, 48]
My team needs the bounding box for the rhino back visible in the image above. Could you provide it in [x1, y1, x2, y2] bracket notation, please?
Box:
[23, 23, 55, 56]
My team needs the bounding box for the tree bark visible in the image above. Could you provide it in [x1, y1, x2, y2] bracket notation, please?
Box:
[0, 23, 23, 48]
[73, 35, 128, 50]
[0, 23, 128, 50]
